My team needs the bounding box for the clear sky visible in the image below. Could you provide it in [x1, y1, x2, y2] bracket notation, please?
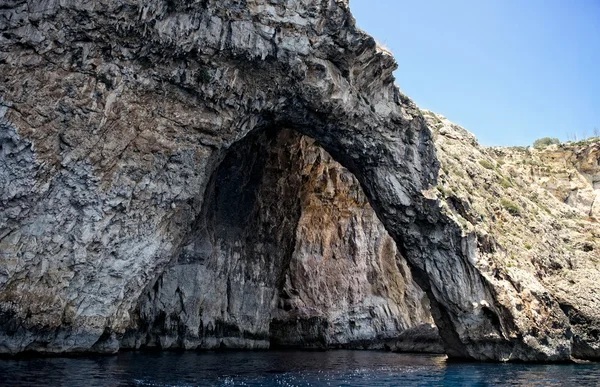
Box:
[350, 0, 600, 146]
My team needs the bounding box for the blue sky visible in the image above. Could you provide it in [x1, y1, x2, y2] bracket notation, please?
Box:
[350, 0, 600, 146]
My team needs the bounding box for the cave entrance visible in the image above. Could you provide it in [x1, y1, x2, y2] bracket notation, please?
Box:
[135, 127, 440, 352]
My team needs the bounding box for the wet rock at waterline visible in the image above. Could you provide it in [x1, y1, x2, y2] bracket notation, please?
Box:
[1, 0, 599, 361]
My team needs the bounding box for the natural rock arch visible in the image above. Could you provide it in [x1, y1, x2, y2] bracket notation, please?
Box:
[0, 0, 573, 360]
[121, 126, 436, 351]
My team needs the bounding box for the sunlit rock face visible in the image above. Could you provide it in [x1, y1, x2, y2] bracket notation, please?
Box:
[535, 142, 600, 218]
[428, 110, 600, 361]
[0, 0, 598, 361]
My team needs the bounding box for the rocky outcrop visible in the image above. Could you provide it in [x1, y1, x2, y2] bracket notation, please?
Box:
[389, 323, 445, 354]
[427, 110, 600, 360]
[494, 141, 600, 218]
[488, 139, 600, 360]
[0, 0, 598, 361]
[0, 0, 434, 355]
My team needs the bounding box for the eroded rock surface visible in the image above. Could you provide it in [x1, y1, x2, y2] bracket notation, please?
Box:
[498, 141, 600, 219]
[427, 110, 600, 360]
[270, 133, 432, 349]
[0, 0, 597, 361]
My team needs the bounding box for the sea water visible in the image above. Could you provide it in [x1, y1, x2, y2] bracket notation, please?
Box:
[1, 350, 599, 386]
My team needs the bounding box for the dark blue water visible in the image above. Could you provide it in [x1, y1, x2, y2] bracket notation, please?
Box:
[0, 350, 598, 386]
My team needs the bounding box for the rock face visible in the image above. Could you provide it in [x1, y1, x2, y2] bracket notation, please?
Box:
[427, 110, 600, 361]
[121, 128, 433, 350]
[269, 132, 432, 349]
[0, 0, 598, 361]
[487, 139, 600, 360]
[500, 141, 600, 219]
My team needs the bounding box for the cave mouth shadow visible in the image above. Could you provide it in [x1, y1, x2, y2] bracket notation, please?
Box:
[135, 125, 441, 352]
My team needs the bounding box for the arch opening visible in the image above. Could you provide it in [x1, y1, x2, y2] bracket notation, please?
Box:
[122, 126, 442, 352]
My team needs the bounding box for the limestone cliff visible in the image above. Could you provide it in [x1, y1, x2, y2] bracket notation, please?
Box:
[495, 140, 600, 219]
[427, 110, 600, 360]
[0, 0, 598, 361]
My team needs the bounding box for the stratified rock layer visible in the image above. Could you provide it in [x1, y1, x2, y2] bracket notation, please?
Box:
[0, 0, 598, 361]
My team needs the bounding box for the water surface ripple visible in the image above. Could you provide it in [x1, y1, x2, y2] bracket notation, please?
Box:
[1, 350, 599, 386]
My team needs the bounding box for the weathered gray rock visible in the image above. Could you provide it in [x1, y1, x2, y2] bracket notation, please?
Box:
[390, 323, 445, 354]
[0, 0, 597, 361]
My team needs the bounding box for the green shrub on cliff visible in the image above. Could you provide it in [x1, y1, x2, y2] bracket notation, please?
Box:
[501, 198, 521, 216]
[479, 159, 495, 170]
[533, 137, 560, 149]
